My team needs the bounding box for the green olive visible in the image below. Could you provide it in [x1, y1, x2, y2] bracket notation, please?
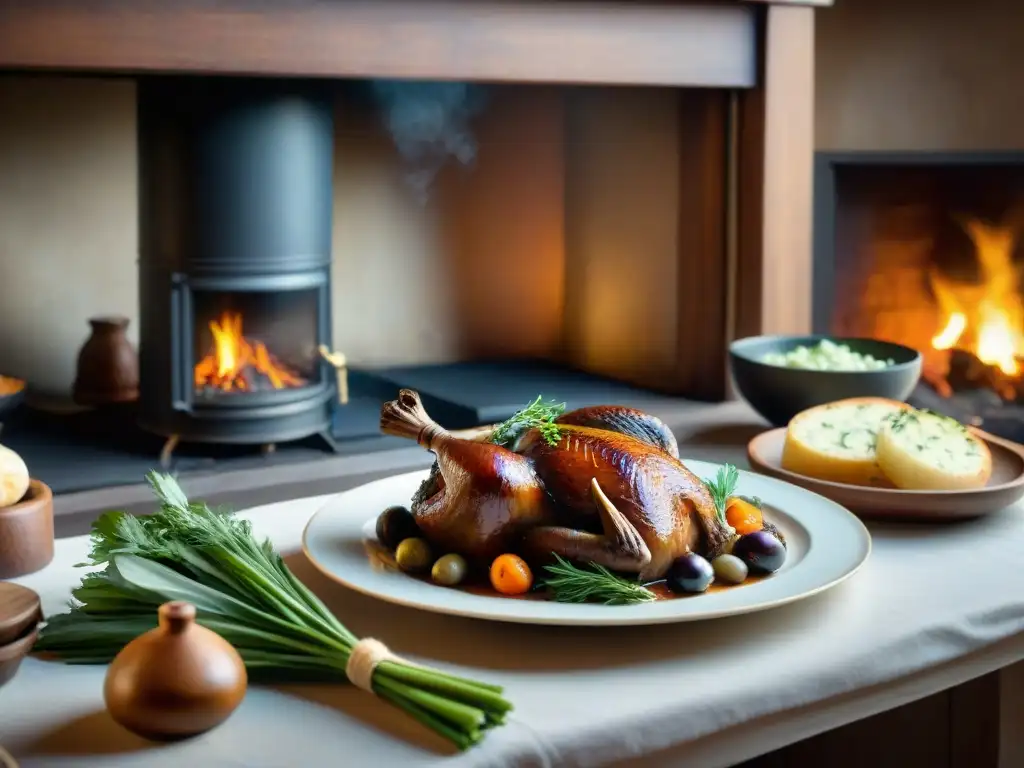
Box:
[395, 537, 433, 573]
[376, 506, 419, 550]
[431, 554, 468, 586]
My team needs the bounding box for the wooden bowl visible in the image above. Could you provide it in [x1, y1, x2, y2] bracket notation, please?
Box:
[0, 583, 41, 647]
[747, 427, 1024, 521]
[0, 622, 38, 689]
[0, 480, 54, 579]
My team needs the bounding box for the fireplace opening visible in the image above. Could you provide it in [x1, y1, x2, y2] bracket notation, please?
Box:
[191, 289, 319, 398]
[2, 70, 778, 494]
[814, 153, 1024, 440]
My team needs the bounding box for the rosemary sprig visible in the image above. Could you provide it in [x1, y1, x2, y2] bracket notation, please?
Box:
[541, 554, 656, 605]
[703, 463, 739, 525]
[490, 395, 566, 448]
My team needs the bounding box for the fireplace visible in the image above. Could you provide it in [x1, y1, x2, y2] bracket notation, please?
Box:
[814, 152, 1024, 439]
[136, 78, 337, 448]
[0, 1, 819, 493]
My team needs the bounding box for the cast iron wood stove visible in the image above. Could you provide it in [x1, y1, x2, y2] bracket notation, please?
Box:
[136, 78, 340, 454]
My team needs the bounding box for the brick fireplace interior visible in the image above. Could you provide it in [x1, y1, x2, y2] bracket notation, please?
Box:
[815, 155, 1024, 439]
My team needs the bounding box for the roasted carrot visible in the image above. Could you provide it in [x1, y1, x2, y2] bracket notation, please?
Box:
[490, 554, 534, 595]
[725, 497, 763, 535]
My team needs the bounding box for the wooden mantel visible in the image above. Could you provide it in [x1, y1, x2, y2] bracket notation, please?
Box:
[0, 1, 818, 87]
[0, 0, 820, 399]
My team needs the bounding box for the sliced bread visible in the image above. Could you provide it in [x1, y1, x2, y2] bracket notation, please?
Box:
[781, 397, 912, 487]
[875, 409, 992, 491]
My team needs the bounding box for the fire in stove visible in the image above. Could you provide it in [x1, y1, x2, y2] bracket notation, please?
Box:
[194, 311, 306, 394]
[926, 218, 1024, 399]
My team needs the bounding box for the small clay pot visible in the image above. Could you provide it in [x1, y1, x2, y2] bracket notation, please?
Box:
[104, 601, 247, 741]
[73, 316, 139, 406]
[0, 480, 54, 580]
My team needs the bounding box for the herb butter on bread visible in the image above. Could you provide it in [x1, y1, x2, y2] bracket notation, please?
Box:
[875, 409, 992, 491]
[781, 398, 912, 487]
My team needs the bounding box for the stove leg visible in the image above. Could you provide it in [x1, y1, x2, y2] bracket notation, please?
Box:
[316, 430, 341, 454]
[159, 434, 180, 469]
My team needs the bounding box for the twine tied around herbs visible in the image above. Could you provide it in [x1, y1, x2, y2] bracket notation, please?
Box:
[345, 637, 400, 694]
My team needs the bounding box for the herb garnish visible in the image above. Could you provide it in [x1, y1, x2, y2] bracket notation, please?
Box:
[541, 554, 656, 605]
[703, 463, 740, 525]
[888, 408, 968, 434]
[35, 473, 512, 750]
[490, 395, 566, 448]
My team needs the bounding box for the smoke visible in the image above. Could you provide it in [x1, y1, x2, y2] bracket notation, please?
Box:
[369, 80, 487, 203]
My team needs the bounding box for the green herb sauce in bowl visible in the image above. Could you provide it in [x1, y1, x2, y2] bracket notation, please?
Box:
[729, 336, 922, 427]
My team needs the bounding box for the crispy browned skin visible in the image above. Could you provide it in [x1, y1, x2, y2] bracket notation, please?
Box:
[516, 425, 718, 580]
[381, 390, 727, 580]
[554, 405, 679, 458]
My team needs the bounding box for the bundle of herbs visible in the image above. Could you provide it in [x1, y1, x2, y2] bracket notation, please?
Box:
[34, 472, 511, 750]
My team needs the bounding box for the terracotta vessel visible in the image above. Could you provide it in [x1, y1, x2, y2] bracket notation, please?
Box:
[73, 316, 139, 406]
[0, 480, 54, 579]
[104, 601, 247, 740]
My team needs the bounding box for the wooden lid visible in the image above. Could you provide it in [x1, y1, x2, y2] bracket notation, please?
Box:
[0, 582, 42, 647]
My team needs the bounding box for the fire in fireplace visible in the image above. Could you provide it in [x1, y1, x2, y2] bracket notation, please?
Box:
[814, 152, 1024, 439]
[136, 78, 338, 450]
[928, 217, 1024, 396]
[194, 309, 308, 395]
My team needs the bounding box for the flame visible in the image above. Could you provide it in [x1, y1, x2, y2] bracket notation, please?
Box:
[930, 220, 1024, 378]
[194, 311, 306, 393]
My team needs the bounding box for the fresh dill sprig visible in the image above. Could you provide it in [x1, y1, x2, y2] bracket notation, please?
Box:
[703, 463, 740, 525]
[490, 395, 566, 448]
[541, 554, 656, 605]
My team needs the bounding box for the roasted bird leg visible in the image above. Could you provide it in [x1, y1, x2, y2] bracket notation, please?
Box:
[521, 479, 653, 573]
[380, 390, 555, 563]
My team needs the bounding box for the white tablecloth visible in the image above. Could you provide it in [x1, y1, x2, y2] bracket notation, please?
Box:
[3, 475, 1024, 768]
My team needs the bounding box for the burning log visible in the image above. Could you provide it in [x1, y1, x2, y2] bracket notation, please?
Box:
[194, 311, 306, 394]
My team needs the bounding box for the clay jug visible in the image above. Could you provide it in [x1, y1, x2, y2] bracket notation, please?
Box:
[72, 316, 139, 406]
[104, 601, 247, 740]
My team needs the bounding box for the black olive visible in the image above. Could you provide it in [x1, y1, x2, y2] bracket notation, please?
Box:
[375, 506, 420, 549]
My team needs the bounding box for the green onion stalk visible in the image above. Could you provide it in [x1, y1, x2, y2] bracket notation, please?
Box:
[34, 473, 511, 750]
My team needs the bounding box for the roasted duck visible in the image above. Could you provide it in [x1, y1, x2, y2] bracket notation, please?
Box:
[380, 390, 732, 581]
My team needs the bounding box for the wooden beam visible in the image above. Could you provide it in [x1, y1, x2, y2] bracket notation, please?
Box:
[734, 4, 816, 340]
[0, 0, 758, 87]
[743, 0, 832, 6]
[676, 91, 730, 399]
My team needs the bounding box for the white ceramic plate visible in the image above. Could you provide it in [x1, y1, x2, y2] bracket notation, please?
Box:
[302, 463, 872, 627]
